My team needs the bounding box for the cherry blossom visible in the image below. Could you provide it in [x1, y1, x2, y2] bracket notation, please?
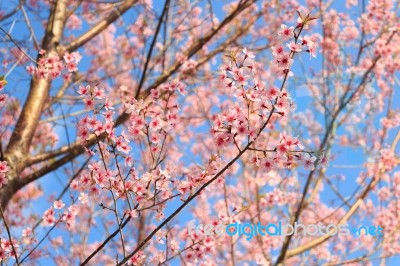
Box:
[0, 161, 8, 172]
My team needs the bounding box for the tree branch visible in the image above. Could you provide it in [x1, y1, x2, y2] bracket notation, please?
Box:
[63, 0, 138, 53]
[284, 130, 399, 259]
[20, 0, 258, 185]
[135, 0, 170, 98]
[2, 0, 68, 208]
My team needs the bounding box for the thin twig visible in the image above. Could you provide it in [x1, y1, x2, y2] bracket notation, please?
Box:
[0, 26, 36, 63]
[135, 0, 170, 98]
[0, 204, 21, 265]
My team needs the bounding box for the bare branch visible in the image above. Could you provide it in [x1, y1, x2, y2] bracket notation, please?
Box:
[135, 0, 170, 98]
[0, 26, 36, 63]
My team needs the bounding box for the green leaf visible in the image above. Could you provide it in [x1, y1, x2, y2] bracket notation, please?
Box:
[0, 75, 7, 85]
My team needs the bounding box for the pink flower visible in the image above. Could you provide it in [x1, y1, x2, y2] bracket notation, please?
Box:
[133, 183, 146, 196]
[26, 65, 36, 75]
[272, 45, 285, 57]
[22, 227, 33, 238]
[63, 52, 74, 63]
[307, 44, 318, 58]
[303, 153, 317, 170]
[0, 94, 7, 106]
[278, 24, 295, 40]
[242, 48, 255, 59]
[78, 85, 90, 95]
[70, 180, 79, 191]
[214, 132, 232, 148]
[233, 68, 250, 86]
[266, 87, 281, 99]
[104, 99, 114, 110]
[149, 117, 165, 131]
[130, 250, 146, 265]
[88, 185, 100, 197]
[0, 173, 7, 188]
[83, 96, 95, 109]
[276, 53, 294, 69]
[0, 161, 8, 172]
[43, 208, 56, 226]
[53, 200, 65, 209]
[260, 158, 273, 171]
[92, 86, 105, 99]
[276, 143, 288, 155]
[1, 239, 13, 252]
[78, 192, 88, 204]
[124, 155, 133, 167]
[128, 126, 143, 139]
[71, 51, 82, 63]
[177, 180, 191, 195]
[275, 98, 290, 111]
[78, 127, 89, 140]
[320, 155, 328, 167]
[287, 41, 302, 53]
[115, 136, 131, 153]
[300, 35, 314, 46]
[66, 62, 77, 72]
[125, 98, 145, 114]
[88, 162, 101, 172]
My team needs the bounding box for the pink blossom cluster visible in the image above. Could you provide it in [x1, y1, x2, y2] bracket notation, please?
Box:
[71, 162, 117, 199]
[21, 227, 36, 247]
[177, 155, 226, 199]
[155, 79, 187, 96]
[0, 79, 7, 106]
[182, 228, 216, 261]
[129, 250, 146, 265]
[51, 82, 185, 233]
[126, 81, 183, 146]
[381, 112, 400, 128]
[26, 50, 82, 81]
[42, 201, 79, 231]
[180, 59, 198, 77]
[0, 238, 19, 263]
[0, 161, 8, 188]
[271, 24, 318, 77]
[215, 40, 323, 171]
[76, 85, 115, 144]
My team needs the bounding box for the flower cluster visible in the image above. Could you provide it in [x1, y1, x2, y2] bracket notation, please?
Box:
[249, 132, 324, 171]
[214, 18, 323, 173]
[180, 59, 198, 77]
[129, 250, 146, 265]
[0, 238, 19, 262]
[77, 84, 107, 110]
[0, 161, 8, 188]
[0, 79, 7, 106]
[61, 83, 181, 231]
[126, 81, 182, 148]
[42, 201, 79, 231]
[26, 50, 82, 80]
[42, 207, 56, 226]
[272, 23, 318, 77]
[76, 85, 116, 144]
[156, 79, 187, 96]
[21, 227, 36, 246]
